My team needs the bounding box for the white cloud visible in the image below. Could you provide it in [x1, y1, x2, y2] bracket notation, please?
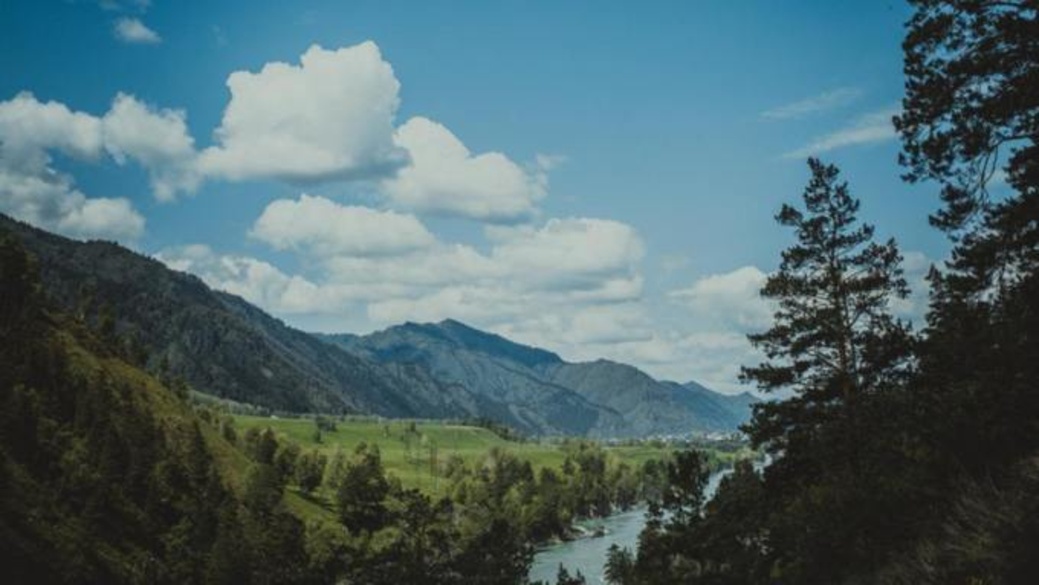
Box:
[666, 332, 762, 393]
[103, 93, 200, 201]
[199, 42, 407, 183]
[0, 93, 144, 241]
[168, 211, 649, 354]
[325, 244, 497, 290]
[559, 303, 655, 345]
[114, 17, 161, 44]
[659, 267, 778, 392]
[381, 116, 548, 221]
[782, 106, 899, 159]
[156, 245, 344, 314]
[761, 87, 862, 120]
[306, 215, 643, 299]
[0, 92, 103, 166]
[670, 265, 772, 332]
[250, 194, 435, 256]
[488, 218, 644, 291]
[326, 218, 647, 351]
[0, 167, 145, 241]
[0, 41, 557, 225]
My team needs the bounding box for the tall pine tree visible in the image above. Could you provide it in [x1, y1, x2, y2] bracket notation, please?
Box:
[739, 158, 914, 582]
[742, 158, 913, 454]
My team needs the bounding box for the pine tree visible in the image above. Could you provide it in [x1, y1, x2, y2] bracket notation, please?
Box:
[739, 158, 915, 581]
[742, 158, 912, 452]
[604, 544, 635, 585]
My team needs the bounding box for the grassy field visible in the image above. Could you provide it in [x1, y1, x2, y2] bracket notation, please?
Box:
[233, 415, 694, 496]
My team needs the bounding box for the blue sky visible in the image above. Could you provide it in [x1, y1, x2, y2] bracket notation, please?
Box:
[0, 1, 950, 392]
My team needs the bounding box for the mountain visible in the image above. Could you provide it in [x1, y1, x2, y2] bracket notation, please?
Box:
[319, 320, 626, 437]
[322, 319, 757, 437]
[0, 214, 482, 421]
[1, 214, 755, 437]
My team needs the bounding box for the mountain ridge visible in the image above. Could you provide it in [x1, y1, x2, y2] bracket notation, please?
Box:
[2, 213, 755, 437]
[322, 320, 756, 436]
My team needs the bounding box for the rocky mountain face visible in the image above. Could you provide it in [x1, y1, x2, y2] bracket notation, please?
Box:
[2, 214, 756, 437]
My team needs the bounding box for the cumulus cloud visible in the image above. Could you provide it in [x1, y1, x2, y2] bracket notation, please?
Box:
[1, 41, 556, 224]
[103, 93, 200, 201]
[191, 42, 552, 221]
[321, 216, 646, 352]
[0, 90, 204, 238]
[761, 87, 862, 120]
[661, 267, 778, 392]
[0, 92, 103, 165]
[0, 168, 145, 241]
[782, 106, 899, 159]
[669, 265, 772, 332]
[487, 218, 644, 291]
[156, 245, 338, 314]
[114, 17, 161, 44]
[250, 194, 435, 256]
[199, 42, 407, 183]
[0, 92, 144, 240]
[382, 117, 548, 221]
[169, 210, 648, 351]
[257, 213, 645, 301]
[325, 243, 497, 290]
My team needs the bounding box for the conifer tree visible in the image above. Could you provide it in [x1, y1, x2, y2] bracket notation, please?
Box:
[739, 158, 914, 581]
[742, 158, 913, 454]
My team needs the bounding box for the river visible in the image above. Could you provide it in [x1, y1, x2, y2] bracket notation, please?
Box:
[527, 469, 732, 584]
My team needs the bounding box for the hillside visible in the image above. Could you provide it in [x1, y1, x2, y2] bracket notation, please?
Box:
[0, 234, 319, 583]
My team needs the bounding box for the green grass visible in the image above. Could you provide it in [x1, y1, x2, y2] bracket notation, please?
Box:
[233, 415, 677, 495]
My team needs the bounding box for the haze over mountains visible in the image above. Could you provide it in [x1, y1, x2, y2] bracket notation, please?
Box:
[1, 213, 755, 437]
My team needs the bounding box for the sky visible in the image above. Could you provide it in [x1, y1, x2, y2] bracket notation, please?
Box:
[0, 1, 954, 393]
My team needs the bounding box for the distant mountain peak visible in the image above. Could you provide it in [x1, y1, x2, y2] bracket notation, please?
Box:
[380, 318, 564, 368]
[437, 318, 469, 328]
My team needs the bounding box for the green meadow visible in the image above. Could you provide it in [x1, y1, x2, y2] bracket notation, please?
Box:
[232, 415, 746, 496]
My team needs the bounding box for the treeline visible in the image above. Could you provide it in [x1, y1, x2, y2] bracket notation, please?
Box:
[603, 2, 1039, 583]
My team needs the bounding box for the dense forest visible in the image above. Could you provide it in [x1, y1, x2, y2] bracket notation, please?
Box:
[601, 1, 1039, 583]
